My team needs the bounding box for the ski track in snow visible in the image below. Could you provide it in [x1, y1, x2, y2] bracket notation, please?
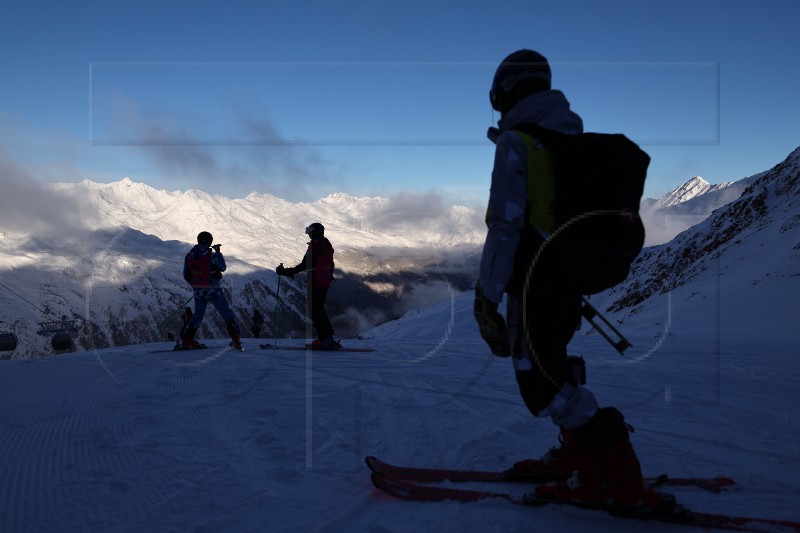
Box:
[1, 316, 800, 532]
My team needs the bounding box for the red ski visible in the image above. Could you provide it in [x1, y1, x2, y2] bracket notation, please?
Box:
[260, 343, 375, 352]
[371, 473, 800, 532]
[365, 456, 736, 494]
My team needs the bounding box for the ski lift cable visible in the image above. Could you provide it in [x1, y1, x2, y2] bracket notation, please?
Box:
[0, 280, 49, 315]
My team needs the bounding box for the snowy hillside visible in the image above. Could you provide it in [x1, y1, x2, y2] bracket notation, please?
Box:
[0, 225, 306, 359]
[641, 175, 758, 246]
[601, 146, 800, 343]
[1, 287, 799, 531]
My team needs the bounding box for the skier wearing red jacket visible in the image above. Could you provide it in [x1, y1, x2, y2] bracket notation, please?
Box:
[276, 223, 340, 350]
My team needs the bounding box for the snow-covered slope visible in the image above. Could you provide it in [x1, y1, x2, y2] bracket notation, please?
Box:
[0, 287, 798, 531]
[600, 146, 800, 343]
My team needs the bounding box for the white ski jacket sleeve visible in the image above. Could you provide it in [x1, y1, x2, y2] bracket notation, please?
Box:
[478, 131, 528, 304]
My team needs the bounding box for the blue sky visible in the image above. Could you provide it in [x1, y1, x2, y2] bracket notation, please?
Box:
[1, 0, 798, 206]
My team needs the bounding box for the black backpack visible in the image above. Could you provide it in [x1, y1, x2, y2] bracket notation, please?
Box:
[515, 123, 649, 296]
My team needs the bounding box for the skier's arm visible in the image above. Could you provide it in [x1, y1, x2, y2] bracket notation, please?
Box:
[478, 131, 528, 304]
[210, 251, 227, 273]
[284, 248, 311, 277]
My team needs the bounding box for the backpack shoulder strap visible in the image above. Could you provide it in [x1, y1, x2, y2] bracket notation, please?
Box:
[511, 124, 558, 234]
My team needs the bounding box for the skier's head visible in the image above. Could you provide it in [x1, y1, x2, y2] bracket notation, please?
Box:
[305, 222, 324, 239]
[490, 49, 551, 115]
[197, 231, 214, 246]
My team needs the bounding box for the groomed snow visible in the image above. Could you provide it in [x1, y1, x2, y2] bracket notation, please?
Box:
[1, 292, 799, 532]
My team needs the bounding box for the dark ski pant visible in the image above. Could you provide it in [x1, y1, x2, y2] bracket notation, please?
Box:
[310, 285, 334, 341]
[187, 288, 239, 333]
[511, 281, 582, 416]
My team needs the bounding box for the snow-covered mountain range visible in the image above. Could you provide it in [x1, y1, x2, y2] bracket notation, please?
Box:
[1, 145, 798, 358]
[50, 179, 487, 265]
[0, 182, 486, 357]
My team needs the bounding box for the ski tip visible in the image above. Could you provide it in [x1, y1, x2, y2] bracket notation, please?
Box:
[365, 456, 380, 471]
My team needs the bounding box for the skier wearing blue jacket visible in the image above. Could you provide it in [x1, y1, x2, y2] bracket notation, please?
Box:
[181, 231, 242, 350]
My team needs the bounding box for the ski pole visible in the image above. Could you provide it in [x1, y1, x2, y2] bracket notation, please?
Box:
[155, 294, 195, 339]
[273, 266, 283, 350]
[580, 297, 632, 355]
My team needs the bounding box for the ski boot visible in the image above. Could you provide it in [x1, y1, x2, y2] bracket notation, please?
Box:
[531, 407, 647, 508]
[179, 327, 206, 349]
[227, 322, 243, 351]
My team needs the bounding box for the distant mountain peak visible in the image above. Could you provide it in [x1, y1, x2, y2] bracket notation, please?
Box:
[654, 176, 733, 209]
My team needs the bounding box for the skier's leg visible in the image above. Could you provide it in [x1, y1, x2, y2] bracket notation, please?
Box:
[182, 292, 207, 346]
[209, 289, 241, 347]
[513, 284, 645, 506]
[513, 285, 594, 427]
[310, 286, 334, 341]
[209, 289, 235, 324]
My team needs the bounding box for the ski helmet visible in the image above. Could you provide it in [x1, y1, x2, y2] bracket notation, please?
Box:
[490, 49, 551, 113]
[305, 222, 324, 239]
[197, 231, 214, 245]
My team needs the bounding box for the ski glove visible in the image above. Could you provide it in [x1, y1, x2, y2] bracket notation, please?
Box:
[473, 285, 510, 357]
[276, 264, 292, 278]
